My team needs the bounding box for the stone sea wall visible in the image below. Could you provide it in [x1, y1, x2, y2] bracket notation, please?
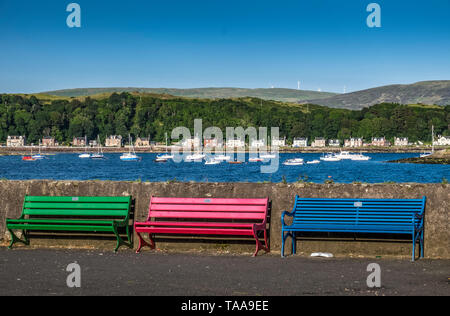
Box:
[0, 180, 448, 259]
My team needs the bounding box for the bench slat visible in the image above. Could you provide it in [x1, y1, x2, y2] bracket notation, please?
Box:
[135, 227, 254, 236]
[25, 196, 131, 203]
[151, 197, 268, 205]
[23, 209, 130, 216]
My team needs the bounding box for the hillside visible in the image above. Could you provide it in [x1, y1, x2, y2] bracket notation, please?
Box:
[304, 81, 450, 110]
[1, 92, 448, 146]
[43, 87, 337, 103]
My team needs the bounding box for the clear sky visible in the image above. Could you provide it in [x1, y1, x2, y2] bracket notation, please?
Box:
[0, 0, 449, 93]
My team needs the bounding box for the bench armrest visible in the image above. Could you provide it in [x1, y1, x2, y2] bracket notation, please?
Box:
[281, 210, 294, 227]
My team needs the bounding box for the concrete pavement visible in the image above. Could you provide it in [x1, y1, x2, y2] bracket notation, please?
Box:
[0, 248, 448, 296]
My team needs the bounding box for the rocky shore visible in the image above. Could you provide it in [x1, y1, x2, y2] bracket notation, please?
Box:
[388, 149, 450, 165]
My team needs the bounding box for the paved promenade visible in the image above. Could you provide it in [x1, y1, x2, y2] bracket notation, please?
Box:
[0, 248, 448, 296]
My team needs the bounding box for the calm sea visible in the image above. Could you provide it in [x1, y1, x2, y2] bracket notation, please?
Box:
[0, 153, 449, 183]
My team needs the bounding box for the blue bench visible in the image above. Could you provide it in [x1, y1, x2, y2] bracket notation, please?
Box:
[281, 196, 426, 261]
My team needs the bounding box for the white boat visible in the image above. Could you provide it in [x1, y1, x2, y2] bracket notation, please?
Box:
[420, 125, 435, 158]
[214, 154, 231, 161]
[306, 160, 320, 164]
[32, 141, 45, 160]
[157, 153, 174, 160]
[157, 133, 174, 159]
[320, 153, 341, 162]
[333, 151, 354, 160]
[79, 136, 91, 158]
[259, 153, 277, 159]
[283, 158, 304, 166]
[249, 157, 264, 162]
[351, 154, 371, 161]
[90, 136, 105, 160]
[120, 135, 141, 161]
[204, 159, 220, 165]
[78, 153, 91, 159]
[186, 153, 205, 161]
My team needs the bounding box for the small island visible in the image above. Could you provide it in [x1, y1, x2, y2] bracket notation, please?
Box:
[389, 149, 450, 165]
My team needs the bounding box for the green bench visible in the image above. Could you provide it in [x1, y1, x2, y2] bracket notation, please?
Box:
[6, 195, 133, 252]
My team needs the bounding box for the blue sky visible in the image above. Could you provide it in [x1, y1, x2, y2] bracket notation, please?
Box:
[0, 0, 449, 93]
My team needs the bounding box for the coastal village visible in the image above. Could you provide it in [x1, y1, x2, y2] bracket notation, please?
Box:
[4, 134, 450, 149]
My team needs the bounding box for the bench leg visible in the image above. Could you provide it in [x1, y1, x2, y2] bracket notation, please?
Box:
[292, 232, 296, 255]
[112, 224, 132, 252]
[252, 228, 269, 257]
[7, 229, 29, 249]
[281, 231, 291, 258]
[135, 232, 155, 253]
[420, 230, 424, 259]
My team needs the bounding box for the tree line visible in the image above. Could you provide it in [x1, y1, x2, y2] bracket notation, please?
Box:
[0, 92, 449, 145]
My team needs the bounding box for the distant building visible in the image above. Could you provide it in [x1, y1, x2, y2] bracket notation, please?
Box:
[181, 137, 201, 149]
[105, 135, 123, 147]
[89, 140, 98, 147]
[292, 137, 308, 148]
[311, 137, 326, 148]
[72, 137, 86, 147]
[434, 135, 450, 146]
[42, 136, 57, 147]
[328, 139, 340, 147]
[226, 138, 245, 148]
[250, 139, 265, 149]
[7, 136, 25, 147]
[394, 137, 409, 147]
[371, 137, 390, 147]
[204, 138, 222, 148]
[344, 138, 363, 148]
[272, 137, 286, 147]
[135, 137, 150, 147]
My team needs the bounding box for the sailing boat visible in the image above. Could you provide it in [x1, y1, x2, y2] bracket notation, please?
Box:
[259, 137, 276, 159]
[78, 136, 91, 158]
[120, 134, 141, 161]
[32, 140, 45, 160]
[90, 136, 105, 159]
[420, 125, 435, 158]
[156, 132, 174, 160]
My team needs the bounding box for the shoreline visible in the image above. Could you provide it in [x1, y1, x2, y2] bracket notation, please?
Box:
[0, 146, 445, 155]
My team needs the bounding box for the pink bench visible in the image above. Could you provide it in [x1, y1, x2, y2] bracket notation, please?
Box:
[134, 197, 270, 256]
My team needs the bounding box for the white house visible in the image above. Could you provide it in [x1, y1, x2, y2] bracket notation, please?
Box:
[311, 137, 326, 147]
[344, 138, 363, 148]
[182, 137, 201, 148]
[292, 137, 308, 147]
[271, 137, 286, 147]
[394, 137, 409, 147]
[226, 138, 245, 148]
[250, 139, 265, 148]
[7, 136, 26, 147]
[434, 135, 450, 146]
[328, 139, 340, 147]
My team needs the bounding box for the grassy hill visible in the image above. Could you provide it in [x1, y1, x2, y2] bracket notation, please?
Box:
[304, 81, 450, 110]
[43, 87, 337, 103]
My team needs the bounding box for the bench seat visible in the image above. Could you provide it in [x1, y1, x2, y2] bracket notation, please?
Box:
[6, 195, 133, 252]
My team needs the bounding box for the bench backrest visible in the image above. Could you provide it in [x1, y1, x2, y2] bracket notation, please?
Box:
[292, 196, 426, 227]
[22, 195, 132, 219]
[147, 197, 269, 222]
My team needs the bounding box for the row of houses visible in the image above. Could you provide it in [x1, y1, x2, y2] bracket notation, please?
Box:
[6, 135, 450, 148]
[6, 135, 153, 148]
